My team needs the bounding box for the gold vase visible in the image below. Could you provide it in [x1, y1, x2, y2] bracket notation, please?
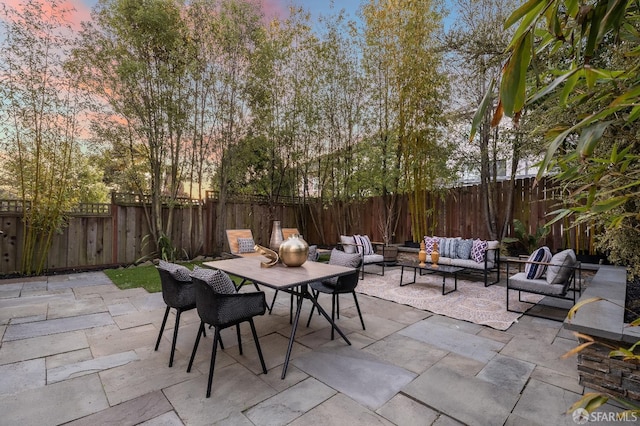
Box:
[431, 241, 440, 267]
[269, 220, 283, 251]
[418, 241, 427, 267]
[279, 235, 309, 267]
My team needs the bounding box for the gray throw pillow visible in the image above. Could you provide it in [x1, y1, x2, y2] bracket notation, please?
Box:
[157, 260, 192, 282]
[456, 239, 474, 260]
[323, 248, 361, 286]
[340, 235, 356, 254]
[546, 249, 577, 285]
[191, 266, 236, 294]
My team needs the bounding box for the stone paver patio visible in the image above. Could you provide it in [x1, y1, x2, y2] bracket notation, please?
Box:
[0, 268, 625, 425]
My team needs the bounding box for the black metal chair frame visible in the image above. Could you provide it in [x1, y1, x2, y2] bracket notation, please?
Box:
[154, 267, 203, 367]
[187, 277, 268, 398]
[506, 259, 582, 320]
[306, 268, 364, 340]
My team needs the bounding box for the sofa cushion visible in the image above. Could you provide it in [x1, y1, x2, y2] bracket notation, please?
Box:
[191, 266, 236, 294]
[546, 249, 577, 285]
[471, 239, 488, 263]
[509, 272, 567, 295]
[439, 237, 459, 258]
[457, 239, 474, 260]
[237, 237, 256, 253]
[525, 246, 552, 279]
[158, 260, 192, 282]
[340, 235, 356, 254]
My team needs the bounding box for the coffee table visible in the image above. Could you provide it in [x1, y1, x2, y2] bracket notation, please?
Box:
[398, 262, 463, 295]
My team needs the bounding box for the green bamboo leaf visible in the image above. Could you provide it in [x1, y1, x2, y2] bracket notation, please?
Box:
[568, 393, 609, 414]
[628, 105, 640, 122]
[592, 196, 627, 213]
[585, 2, 607, 60]
[597, 0, 628, 41]
[609, 348, 634, 358]
[504, 0, 547, 29]
[501, 32, 532, 117]
[545, 208, 574, 227]
[560, 67, 581, 106]
[469, 78, 495, 142]
[578, 120, 613, 159]
[566, 297, 604, 321]
[585, 395, 610, 413]
[528, 67, 580, 104]
[611, 84, 640, 107]
[566, 0, 579, 16]
[537, 126, 573, 179]
[506, 0, 547, 51]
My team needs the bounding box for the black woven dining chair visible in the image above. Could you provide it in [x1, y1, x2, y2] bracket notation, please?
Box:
[306, 249, 364, 340]
[187, 269, 268, 398]
[154, 260, 202, 368]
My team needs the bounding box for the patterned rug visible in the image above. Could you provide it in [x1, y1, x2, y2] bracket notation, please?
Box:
[356, 267, 543, 330]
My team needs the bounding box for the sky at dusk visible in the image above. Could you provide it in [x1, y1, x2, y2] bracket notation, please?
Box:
[2, 0, 365, 30]
[2, 0, 458, 34]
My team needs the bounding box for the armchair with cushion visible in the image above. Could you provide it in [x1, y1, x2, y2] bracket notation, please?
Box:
[187, 267, 267, 398]
[506, 248, 582, 318]
[154, 260, 201, 368]
[339, 234, 386, 279]
[306, 248, 364, 339]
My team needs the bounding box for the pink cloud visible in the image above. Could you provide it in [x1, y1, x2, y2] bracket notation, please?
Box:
[3, 0, 93, 31]
[255, 0, 288, 20]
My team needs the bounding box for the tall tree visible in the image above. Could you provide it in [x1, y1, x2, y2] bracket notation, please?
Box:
[449, 0, 522, 242]
[362, 0, 452, 241]
[0, 0, 89, 274]
[72, 0, 193, 257]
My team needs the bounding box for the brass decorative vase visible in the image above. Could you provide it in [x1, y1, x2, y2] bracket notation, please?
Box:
[269, 220, 284, 251]
[279, 235, 309, 267]
[431, 241, 440, 267]
[418, 241, 427, 267]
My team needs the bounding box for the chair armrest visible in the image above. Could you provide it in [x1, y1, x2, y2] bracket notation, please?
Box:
[214, 291, 266, 325]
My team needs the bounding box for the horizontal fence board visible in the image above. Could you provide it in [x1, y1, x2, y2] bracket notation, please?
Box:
[0, 178, 602, 275]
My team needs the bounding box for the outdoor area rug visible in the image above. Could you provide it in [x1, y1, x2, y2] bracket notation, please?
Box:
[356, 267, 543, 330]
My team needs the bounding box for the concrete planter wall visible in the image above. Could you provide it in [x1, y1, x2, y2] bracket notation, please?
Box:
[565, 265, 640, 402]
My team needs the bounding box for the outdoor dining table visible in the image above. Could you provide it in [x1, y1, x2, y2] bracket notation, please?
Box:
[203, 257, 356, 379]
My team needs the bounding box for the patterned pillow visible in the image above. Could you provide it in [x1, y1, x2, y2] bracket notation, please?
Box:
[471, 239, 488, 263]
[307, 245, 319, 261]
[456, 239, 474, 260]
[237, 237, 255, 253]
[353, 234, 375, 255]
[340, 235, 356, 254]
[525, 246, 552, 279]
[190, 266, 236, 294]
[423, 236, 438, 255]
[324, 248, 361, 286]
[157, 260, 192, 282]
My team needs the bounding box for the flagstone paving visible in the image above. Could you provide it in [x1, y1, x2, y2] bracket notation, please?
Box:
[0, 269, 624, 425]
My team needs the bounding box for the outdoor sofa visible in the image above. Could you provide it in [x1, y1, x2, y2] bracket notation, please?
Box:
[423, 236, 501, 286]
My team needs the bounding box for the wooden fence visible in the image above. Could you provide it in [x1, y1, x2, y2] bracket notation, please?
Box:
[0, 177, 598, 275]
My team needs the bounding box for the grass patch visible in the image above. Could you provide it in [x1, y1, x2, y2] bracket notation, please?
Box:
[104, 260, 244, 293]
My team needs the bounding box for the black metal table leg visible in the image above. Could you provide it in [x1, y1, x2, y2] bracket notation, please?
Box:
[280, 284, 351, 379]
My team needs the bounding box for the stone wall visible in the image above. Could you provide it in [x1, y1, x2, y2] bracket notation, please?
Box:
[577, 336, 640, 402]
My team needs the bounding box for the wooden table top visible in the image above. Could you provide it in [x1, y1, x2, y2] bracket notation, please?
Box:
[204, 257, 355, 290]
